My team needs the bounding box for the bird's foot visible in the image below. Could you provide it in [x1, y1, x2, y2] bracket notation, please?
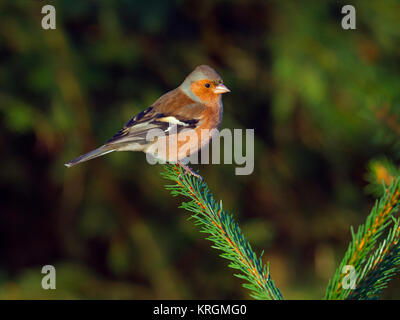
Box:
[177, 161, 202, 180]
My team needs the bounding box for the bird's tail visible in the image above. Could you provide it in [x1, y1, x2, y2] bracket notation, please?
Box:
[65, 145, 115, 168]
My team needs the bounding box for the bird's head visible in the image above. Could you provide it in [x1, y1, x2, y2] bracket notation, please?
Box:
[180, 65, 230, 104]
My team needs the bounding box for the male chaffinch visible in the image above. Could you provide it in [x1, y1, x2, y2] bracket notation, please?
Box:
[65, 65, 230, 177]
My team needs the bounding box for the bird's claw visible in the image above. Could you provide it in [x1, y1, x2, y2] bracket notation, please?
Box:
[177, 162, 202, 180]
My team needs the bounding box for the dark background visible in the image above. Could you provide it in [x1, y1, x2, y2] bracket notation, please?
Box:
[1, 0, 400, 299]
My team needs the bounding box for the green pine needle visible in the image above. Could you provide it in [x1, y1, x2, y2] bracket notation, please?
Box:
[325, 178, 400, 299]
[161, 163, 283, 300]
[162, 162, 400, 300]
[348, 218, 400, 299]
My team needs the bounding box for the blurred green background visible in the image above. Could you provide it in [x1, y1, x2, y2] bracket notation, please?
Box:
[1, 0, 400, 299]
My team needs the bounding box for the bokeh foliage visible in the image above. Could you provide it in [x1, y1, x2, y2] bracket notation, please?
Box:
[0, 0, 400, 299]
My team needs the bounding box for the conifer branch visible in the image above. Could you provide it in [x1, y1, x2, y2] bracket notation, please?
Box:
[161, 164, 283, 300]
[325, 179, 400, 299]
[347, 219, 400, 299]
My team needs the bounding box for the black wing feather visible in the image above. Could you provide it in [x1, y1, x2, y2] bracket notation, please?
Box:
[105, 106, 200, 145]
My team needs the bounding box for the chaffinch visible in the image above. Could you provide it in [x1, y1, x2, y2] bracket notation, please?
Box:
[65, 65, 230, 177]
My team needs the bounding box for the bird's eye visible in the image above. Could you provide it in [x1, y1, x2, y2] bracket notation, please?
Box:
[205, 83, 211, 88]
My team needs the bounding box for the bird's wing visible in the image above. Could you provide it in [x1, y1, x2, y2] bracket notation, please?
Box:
[105, 89, 205, 147]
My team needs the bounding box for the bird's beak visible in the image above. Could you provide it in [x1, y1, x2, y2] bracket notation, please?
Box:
[214, 83, 231, 94]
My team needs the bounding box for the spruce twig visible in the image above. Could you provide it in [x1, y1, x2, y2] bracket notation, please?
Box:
[325, 179, 400, 299]
[161, 164, 283, 300]
[348, 219, 400, 299]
